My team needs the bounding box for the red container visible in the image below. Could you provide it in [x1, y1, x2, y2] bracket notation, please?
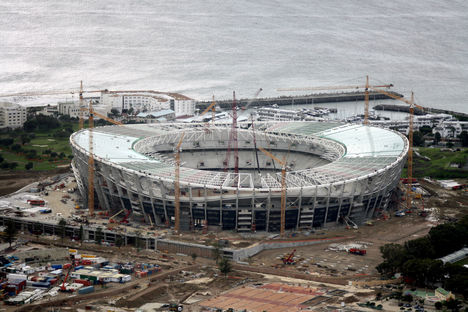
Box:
[49, 278, 57, 285]
[74, 279, 92, 286]
[81, 260, 92, 265]
[63, 263, 72, 269]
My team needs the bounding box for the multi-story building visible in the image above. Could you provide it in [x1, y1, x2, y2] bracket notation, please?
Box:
[100, 91, 195, 117]
[57, 101, 83, 118]
[0, 102, 27, 129]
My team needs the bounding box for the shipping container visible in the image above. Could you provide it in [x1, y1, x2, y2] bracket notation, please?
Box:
[74, 279, 92, 287]
[78, 286, 94, 295]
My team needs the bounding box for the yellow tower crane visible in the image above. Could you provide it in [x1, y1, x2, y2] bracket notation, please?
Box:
[199, 96, 217, 125]
[174, 132, 185, 233]
[362, 89, 423, 210]
[258, 147, 287, 237]
[84, 102, 123, 216]
[279, 79, 423, 211]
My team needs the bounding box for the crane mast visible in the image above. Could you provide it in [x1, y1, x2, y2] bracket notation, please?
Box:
[407, 92, 415, 211]
[174, 132, 185, 233]
[258, 147, 287, 237]
[79, 81, 84, 129]
[87, 100, 95, 216]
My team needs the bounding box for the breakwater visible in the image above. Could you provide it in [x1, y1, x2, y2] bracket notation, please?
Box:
[196, 91, 403, 110]
[374, 104, 468, 120]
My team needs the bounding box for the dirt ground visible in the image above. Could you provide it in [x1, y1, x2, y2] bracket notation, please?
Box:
[0, 168, 70, 196]
[251, 212, 433, 281]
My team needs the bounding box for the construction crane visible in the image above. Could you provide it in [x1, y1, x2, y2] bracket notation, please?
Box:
[277, 76, 393, 124]
[59, 255, 77, 292]
[364, 90, 422, 210]
[79, 81, 85, 129]
[258, 147, 287, 237]
[174, 132, 185, 233]
[241, 88, 263, 110]
[199, 95, 217, 125]
[84, 103, 123, 217]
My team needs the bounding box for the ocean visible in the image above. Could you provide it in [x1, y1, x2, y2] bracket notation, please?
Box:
[1, 0, 467, 114]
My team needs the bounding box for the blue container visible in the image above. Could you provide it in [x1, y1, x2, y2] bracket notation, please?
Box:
[74, 265, 84, 271]
[51, 264, 62, 269]
[78, 286, 95, 295]
[32, 282, 50, 288]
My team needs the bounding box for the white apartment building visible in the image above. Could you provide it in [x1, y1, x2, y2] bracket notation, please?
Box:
[433, 120, 468, 138]
[0, 102, 27, 129]
[58, 101, 83, 118]
[100, 92, 170, 113]
[172, 99, 196, 117]
[99, 91, 195, 117]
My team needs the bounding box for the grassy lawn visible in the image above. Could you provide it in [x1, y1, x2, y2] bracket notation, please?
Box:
[0, 123, 76, 171]
[411, 147, 468, 179]
[454, 257, 468, 266]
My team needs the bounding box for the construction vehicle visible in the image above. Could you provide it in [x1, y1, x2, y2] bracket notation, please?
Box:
[59, 256, 77, 292]
[120, 209, 131, 224]
[169, 303, 183, 311]
[282, 249, 296, 265]
[349, 248, 366, 256]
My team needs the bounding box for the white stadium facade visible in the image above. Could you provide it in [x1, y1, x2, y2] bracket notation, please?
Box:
[70, 122, 408, 232]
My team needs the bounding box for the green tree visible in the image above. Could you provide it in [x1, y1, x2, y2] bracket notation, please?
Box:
[191, 253, 198, 263]
[78, 225, 84, 241]
[218, 257, 232, 277]
[8, 162, 18, 170]
[115, 236, 123, 249]
[20, 134, 31, 145]
[419, 125, 433, 136]
[25, 149, 37, 159]
[0, 154, 4, 163]
[435, 301, 442, 310]
[0, 138, 14, 147]
[429, 223, 464, 257]
[404, 237, 435, 259]
[4, 220, 17, 247]
[23, 119, 38, 132]
[212, 242, 222, 264]
[95, 227, 103, 244]
[459, 131, 468, 147]
[434, 132, 441, 145]
[25, 162, 33, 170]
[11, 144, 22, 153]
[412, 131, 424, 147]
[376, 243, 408, 276]
[57, 218, 67, 243]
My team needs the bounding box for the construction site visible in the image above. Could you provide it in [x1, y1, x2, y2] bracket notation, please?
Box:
[0, 81, 467, 311]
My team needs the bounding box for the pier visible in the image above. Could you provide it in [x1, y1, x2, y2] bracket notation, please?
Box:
[196, 90, 403, 110]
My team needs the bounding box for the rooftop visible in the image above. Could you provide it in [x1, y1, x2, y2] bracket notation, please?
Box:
[71, 122, 407, 190]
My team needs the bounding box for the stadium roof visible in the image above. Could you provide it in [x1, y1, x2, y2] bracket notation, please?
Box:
[71, 122, 408, 190]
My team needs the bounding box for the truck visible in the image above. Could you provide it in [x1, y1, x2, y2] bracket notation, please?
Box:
[349, 248, 366, 256]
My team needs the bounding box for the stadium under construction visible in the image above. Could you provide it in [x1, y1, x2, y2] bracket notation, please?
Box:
[70, 121, 408, 232]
